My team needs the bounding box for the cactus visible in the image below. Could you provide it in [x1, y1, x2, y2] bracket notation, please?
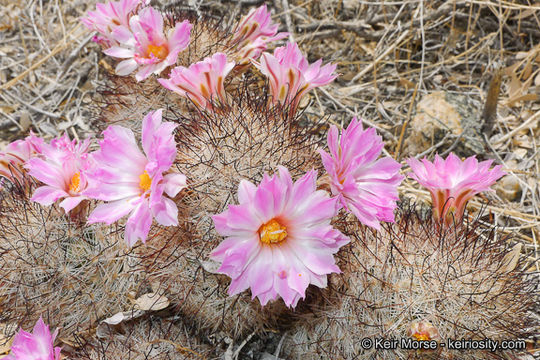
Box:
[284, 205, 538, 359]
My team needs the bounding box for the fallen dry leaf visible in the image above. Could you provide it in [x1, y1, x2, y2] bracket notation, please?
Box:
[507, 93, 539, 107]
[96, 310, 145, 339]
[501, 243, 523, 273]
[134, 292, 170, 311]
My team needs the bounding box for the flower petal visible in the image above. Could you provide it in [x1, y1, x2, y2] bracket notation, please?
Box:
[115, 59, 138, 76]
[152, 196, 178, 226]
[163, 173, 187, 197]
[125, 200, 153, 246]
[87, 198, 137, 225]
[59, 196, 85, 214]
[31, 186, 69, 206]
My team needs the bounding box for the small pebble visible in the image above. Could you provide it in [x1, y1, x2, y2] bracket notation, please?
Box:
[18, 111, 31, 132]
[495, 175, 522, 202]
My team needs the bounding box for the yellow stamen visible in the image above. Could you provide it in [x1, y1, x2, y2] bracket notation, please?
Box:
[139, 171, 152, 192]
[147, 44, 168, 60]
[69, 172, 81, 193]
[259, 219, 287, 245]
[412, 333, 431, 341]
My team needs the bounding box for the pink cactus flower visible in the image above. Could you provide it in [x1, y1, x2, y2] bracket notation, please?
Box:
[85, 110, 187, 247]
[211, 166, 349, 308]
[408, 320, 441, 342]
[407, 153, 506, 224]
[0, 133, 43, 188]
[103, 6, 192, 81]
[26, 134, 92, 214]
[5, 316, 61, 360]
[229, 4, 288, 64]
[81, 0, 148, 46]
[158, 52, 235, 109]
[318, 117, 403, 229]
[254, 42, 337, 113]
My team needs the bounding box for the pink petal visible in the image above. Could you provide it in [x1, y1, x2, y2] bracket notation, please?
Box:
[253, 186, 275, 222]
[87, 198, 137, 225]
[168, 20, 192, 52]
[286, 265, 310, 298]
[152, 196, 178, 226]
[217, 236, 260, 279]
[104, 46, 134, 59]
[212, 213, 230, 235]
[288, 242, 341, 275]
[138, 6, 164, 40]
[31, 186, 69, 206]
[163, 173, 187, 197]
[248, 247, 275, 298]
[226, 204, 261, 231]
[110, 25, 135, 45]
[237, 179, 257, 204]
[26, 158, 64, 189]
[135, 63, 158, 81]
[59, 196, 85, 214]
[326, 124, 340, 159]
[228, 274, 251, 296]
[95, 125, 147, 171]
[125, 200, 153, 246]
[83, 181, 141, 201]
[290, 169, 317, 205]
[141, 109, 163, 154]
[115, 59, 138, 76]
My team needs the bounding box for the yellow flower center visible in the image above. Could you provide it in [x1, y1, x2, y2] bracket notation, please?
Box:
[412, 333, 431, 341]
[69, 172, 81, 193]
[259, 219, 287, 245]
[139, 171, 152, 192]
[147, 44, 168, 60]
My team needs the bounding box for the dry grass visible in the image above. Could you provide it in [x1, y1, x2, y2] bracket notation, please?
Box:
[0, 0, 539, 358]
